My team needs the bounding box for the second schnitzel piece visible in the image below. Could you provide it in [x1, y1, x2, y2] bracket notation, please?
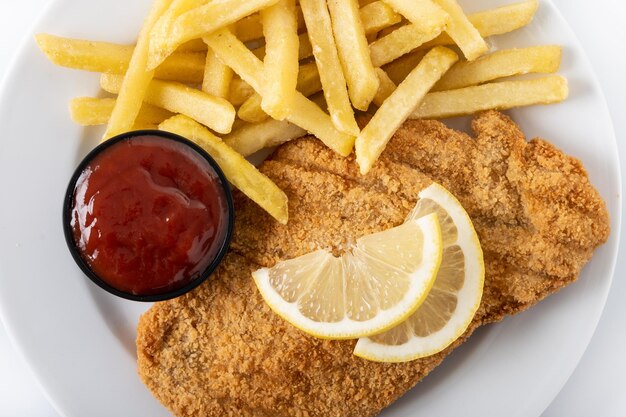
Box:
[137, 111, 609, 417]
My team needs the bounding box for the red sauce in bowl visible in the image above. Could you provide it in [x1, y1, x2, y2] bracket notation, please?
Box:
[67, 133, 232, 298]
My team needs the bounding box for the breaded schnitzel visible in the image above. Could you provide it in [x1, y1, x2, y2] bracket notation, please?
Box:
[136, 111, 609, 416]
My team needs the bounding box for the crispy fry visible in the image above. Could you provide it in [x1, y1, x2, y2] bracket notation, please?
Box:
[229, 77, 256, 106]
[238, 94, 269, 123]
[148, 0, 205, 71]
[425, 0, 539, 48]
[69, 97, 173, 126]
[159, 115, 289, 224]
[369, 23, 444, 67]
[377, 1, 538, 81]
[177, 38, 207, 52]
[155, 0, 281, 70]
[328, 0, 379, 111]
[202, 46, 234, 98]
[356, 46, 458, 174]
[300, 0, 359, 135]
[411, 76, 568, 119]
[204, 28, 355, 156]
[433, 0, 487, 60]
[252, 2, 400, 62]
[297, 62, 324, 96]
[287, 93, 356, 156]
[154, 52, 205, 83]
[35, 34, 135, 73]
[235, 8, 306, 43]
[252, 32, 311, 61]
[359, 1, 402, 33]
[261, 0, 299, 120]
[233, 62, 323, 123]
[382, 0, 448, 32]
[378, 20, 405, 38]
[35, 34, 205, 83]
[224, 119, 306, 157]
[236, 14, 264, 43]
[104, 0, 173, 140]
[434, 45, 562, 91]
[372, 68, 397, 107]
[101, 74, 235, 134]
[382, 49, 427, 84]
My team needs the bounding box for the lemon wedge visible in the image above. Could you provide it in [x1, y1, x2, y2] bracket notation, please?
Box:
[354, 183, 484, 362]
[252, 213, 443, 339]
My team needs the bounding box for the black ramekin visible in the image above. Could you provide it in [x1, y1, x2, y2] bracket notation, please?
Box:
[62, 130, 234, 302]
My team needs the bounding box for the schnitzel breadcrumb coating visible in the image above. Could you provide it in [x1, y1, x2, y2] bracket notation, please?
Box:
[137, 111, 609, 417]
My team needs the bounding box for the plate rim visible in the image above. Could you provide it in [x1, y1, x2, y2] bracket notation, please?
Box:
[0, 1, 621, 416]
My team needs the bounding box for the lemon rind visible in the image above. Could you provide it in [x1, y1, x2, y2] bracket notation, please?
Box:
[353, 183, 485, 361]
[252, 214, 443, 340]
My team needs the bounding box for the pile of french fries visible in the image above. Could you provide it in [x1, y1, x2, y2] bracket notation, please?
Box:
[36, 0, 568, 224]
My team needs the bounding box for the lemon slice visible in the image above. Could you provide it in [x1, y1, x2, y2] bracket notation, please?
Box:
[252, 213, 443, 339]
[354, 183, 484, 362]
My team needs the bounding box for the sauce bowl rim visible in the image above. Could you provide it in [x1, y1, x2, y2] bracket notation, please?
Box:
[62, 129, 235, 302]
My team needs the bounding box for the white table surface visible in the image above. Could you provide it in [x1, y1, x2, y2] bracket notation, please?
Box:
[0, 1, 624, 416]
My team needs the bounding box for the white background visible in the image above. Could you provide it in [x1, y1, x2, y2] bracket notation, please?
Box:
[0, 1, 624, 416]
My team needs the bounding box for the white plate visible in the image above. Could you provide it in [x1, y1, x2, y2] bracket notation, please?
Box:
[0, 1, 621, 416]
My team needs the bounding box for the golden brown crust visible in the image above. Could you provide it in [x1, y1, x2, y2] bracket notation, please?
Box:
[137, 111, 610, 416]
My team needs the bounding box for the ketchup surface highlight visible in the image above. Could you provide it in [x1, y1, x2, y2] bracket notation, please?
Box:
[70, 134, 230, 296]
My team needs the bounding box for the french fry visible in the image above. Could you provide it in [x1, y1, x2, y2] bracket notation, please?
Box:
[424, 0, 539, 48]
[132, 122, 161, 130]
[251, 2, 400, 62]
[104, 0, 173, 140]
[411, 76, 569, 119]
[372, 68, 397, 107]
[287, 93, 356, 156]
[35, 34, 205, 83]
[382, 0, 449, 32]
[360, 1, 402, 33]
[261, 0, 299, 120]
[356, 47, 458, 174]
[327, 0, 380, 111]
[297, 62, 324, 96]
[202, 46, 234, 99]
[153, 0, 281, 70]
[300, 0, 359, 135]
[204, 30, 266, 87]
[235, 8, 306, 43]
[236, 14, 264, 43]
[434, 45, 562, 91]
[229, 77, 256, 105]
[69, 97, 173, 126]
[238, 94, 269, 123]
[378, 20, 406, 38]
[204, 28, 355, 156]
[147, 0, 205, 71]
[155, 52, 205, 83]
[433, 0, 487, 60]
[253, 32, 311, 61]
[35, 34, 135, 73]
[37, 0, 536, 84]
[159, 115, 289, 224]
[382, 49, 427, 84]
[369, 23, 444, 67]
[101, 74, 235, 134]
[379, 1, 539, 83]
[233, 62, 323, 123]
[177, 38, 207, 52]
[366, 32, 378, 44]
[224, 119, 306, 157]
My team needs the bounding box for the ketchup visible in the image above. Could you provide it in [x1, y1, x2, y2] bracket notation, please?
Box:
[69, 134, 230, 296]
